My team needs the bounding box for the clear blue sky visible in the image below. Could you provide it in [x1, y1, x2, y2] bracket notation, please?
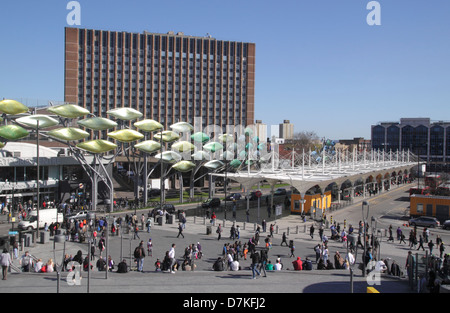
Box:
[1, 0, 449, 140]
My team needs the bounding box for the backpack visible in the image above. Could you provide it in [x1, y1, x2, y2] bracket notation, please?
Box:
[134, 247, 142, 259]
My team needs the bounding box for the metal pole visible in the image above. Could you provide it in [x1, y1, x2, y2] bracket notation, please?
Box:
[88, 239, 91, 293]
[36, 120, 40, 241]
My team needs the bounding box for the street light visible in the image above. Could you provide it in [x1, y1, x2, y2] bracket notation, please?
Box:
[362, 200, 369, 277]
[53, 233, 66, 293]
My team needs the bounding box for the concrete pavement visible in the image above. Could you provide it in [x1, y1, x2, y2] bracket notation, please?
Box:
[0, 194, 418, 294]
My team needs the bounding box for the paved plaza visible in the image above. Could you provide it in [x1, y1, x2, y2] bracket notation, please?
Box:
[0, 190, 419, 295]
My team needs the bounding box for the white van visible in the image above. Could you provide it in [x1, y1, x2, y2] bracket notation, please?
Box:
[18, 209, 64, 231]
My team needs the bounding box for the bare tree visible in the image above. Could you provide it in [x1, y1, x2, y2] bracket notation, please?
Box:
[286, 131, 320, 152]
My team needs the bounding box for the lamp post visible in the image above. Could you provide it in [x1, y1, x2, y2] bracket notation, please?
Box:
[53, 233, 66, 293]
[362, 200, 369, 277]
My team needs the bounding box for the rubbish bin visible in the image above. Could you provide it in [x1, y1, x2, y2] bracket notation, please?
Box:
[40, 231, 50, 244]
[206, 226, 212, 235]
[24, 234, 32, 247]
[167, 214, 174, 224]
[157, 216, 164, 226]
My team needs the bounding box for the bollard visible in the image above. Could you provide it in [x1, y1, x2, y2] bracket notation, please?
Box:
[203, 217, 206, 225]
[254, 223, 257, 231]
[296, 225, 299, 234]
[304, 225, 307, 233]
[194, 216, 196, 224]
[223, 219, 226, 228]
[287, 227, 290, 236]
[276, 225, 279, 234]
[243, 222, 246, 230]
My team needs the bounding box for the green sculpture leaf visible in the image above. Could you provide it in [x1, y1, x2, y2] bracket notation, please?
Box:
[107, 129, 144, 143]
[203, 142, 224, 153]
[134, 119, 163, 132]
[191, 132, 210, 143]
[170, 122, 194, 133]
[16, 115, 59, 129]
[0, 99, 29, 115]
[154, 151, 182, 163]
[47, 127, 90, 141]
[47, 104, 90, 118]
[172, 161, 196, 173]
[154, 131, 180, 143]
[204, 160, 224, 170]
[0, 125, 29, 140]
[78, 117, 118, 131]
[107, 107, 143, 121]
[171, 141, 195, 153]
[134, 140, 161, 154]
[76, 140, 117, 154]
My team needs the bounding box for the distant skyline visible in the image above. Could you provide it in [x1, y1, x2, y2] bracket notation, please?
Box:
[1, 0, 449, 140]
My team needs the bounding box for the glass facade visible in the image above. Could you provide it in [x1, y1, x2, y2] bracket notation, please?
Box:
[372, 119, 450, 171]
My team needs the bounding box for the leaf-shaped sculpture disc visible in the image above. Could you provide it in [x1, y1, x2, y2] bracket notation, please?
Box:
[107, 107, 143, 121]
[203, 142, 224, 153]
[170, 122, 194, 133]
[191, 150, 210, 161]
[47, 127, 90, 141]
[135, 140, 161, 154]
[134, 119, 163, 132]
[219, 133, 234, 143]
[191, 132, 210, 143]
[154, 131, 180, 143]
[204, 160, 224, 170]
[230, 159, 242, 168]
[172, 161, 196, 173]
[0, 99, 29, 115]
[0, 125, 29, 140]
[16, 115, 59, 129]
[171, 141, 195, 153]
[47, 104, 90, 118]
[76, 140, 117, 154]
[154, 151, 182, 163]
[78, 117, 118, 131]
[107, 129, 144, 143]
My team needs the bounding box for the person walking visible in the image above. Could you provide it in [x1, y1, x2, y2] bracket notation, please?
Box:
[216, 224, 222, 240]
[168, 244, 176, 273]
[147, 238, 153, 257]
[417, 235, 425, 251]
[133, 224, 140, 240]
[428, 240, 435, 255]
[250, 251, 261, 279]
[0, 249, 11, 280]
[177, 223, 185, 238]
[280, 232, 288, 246]
[146, 217, 152, 233]
[310, 224, 315, 239]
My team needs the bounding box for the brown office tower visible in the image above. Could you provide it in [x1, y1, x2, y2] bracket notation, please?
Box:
[64, 27, 255, 131]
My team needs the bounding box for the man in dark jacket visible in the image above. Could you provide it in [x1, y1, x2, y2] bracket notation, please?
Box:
[213, 257, 224, 271]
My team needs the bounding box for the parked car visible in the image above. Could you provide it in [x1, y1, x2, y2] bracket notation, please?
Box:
[151, 204, 176, 215]
[225, 193, 242, 201]
[202, 198, 221, 209]
[409, 216, 440, 228]
[442, 220, 450, 230]
[66, 210, 91, 221]
[148, 189, 161, 197]
[274, 188, 287, 196]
